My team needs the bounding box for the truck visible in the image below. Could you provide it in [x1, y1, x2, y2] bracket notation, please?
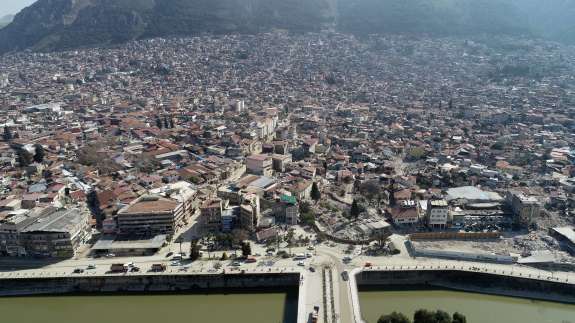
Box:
[110, 264, 127, 273]
[310, 305, 320, 323]
[151, 263, 167, 272]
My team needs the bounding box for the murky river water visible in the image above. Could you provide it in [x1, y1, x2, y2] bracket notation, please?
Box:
[0, 291, 298, 323]
[360, 288, 575, 323]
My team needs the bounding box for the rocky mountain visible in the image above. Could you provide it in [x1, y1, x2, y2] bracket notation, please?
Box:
[0, 0, 572, 54]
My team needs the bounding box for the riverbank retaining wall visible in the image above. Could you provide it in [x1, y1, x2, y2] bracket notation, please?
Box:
[0, 272, 301, 297]
[356, 269, 575, 303]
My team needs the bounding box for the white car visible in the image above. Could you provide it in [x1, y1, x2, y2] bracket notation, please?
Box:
[170, 261, 181, 266]
[297, 261, 305, 266]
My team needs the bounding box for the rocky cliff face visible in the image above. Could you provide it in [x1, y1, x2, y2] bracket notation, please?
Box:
[0, 0, 546, 54]
[0, 0, 335, 53]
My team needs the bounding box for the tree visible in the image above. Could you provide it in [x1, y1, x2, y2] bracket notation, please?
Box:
[378, 312, 411, 323]
[300, 211, 316, 226]
[221, 252, 228, 260]
[3, 126, 12, 142]
[33, 144, 45, 163]
[190, 240, 201, 261]
[359, 180, 382, 201]
[17, 148, 33, 167]
[413, 309, 435, 323]
[155, 116, 163, 129]
[452, 313, 466, 323]
[285, 229, 295, 255]
[241, 241, 252, 257]
[311, 182, 321, 202]
[433, 310, 451, 323]
[299, 201, 311, 214]
[350, 199, 362, 219]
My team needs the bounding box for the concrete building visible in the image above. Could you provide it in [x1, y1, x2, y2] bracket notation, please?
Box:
[19, 208, 91, 258]
[388, 200, 419, 226]
[116, 195, 183, 239]
[506, 190, 541, 225]
[200, 199, 223, 232]
[246, 154, 273, 176]
[271, 154, 292, 173]
[427, 199, 449, 229]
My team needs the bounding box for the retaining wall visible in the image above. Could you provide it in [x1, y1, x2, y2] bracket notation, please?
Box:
[0, 272, 301, 297]
[356, 269, 575, 303]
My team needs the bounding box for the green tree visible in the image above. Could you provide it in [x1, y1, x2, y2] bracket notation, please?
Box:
[299, 201, 311, 214]
[17, 148, 33, 167]
[33, 144, 45, 163]
[190, 240, 201, 261]
[452, 313, 466, 323]
[433, 310, 451, 323]
[378, 312, 411, 323]
[350, 199, 362, 219]
[241, 241, 252, 257]
[413, 309, 435, 323]
[285, 229, 295, 255]
[311, 182, 321, 202]
[3, 126, 12, 141]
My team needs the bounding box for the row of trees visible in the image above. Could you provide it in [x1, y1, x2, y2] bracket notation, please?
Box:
[378, 310, 466, 323]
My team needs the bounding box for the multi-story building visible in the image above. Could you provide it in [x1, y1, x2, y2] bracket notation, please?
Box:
[246, 154, 273, 176]
[271, 154, 292, 173]
[200, 198, 223, 232]
[506, 190, 541, 225]
[19, 208, 90, 258]
[427, 199, 449, 229]
[116, 196, 183, 239]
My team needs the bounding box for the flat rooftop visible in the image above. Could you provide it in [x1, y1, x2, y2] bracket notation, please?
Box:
[119, 196, 178, 215]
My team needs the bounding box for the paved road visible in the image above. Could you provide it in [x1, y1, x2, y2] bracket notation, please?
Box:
[316, 245, 355, 323]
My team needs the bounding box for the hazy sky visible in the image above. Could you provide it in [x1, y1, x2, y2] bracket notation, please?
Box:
[1, 0, 36, 17]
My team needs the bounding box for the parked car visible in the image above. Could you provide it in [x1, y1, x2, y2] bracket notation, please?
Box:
[86, 264, 96, 270]
[165, 252, 174, 258]
[73, 268, 84, 274]
[110, 264, 127, 273]
[151, 264, 166, 272]
[129, 267, 140, 272]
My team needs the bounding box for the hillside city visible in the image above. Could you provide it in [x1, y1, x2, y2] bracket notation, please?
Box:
[0, 31, 574, 290]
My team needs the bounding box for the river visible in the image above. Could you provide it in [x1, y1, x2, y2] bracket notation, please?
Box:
[360, 288, 575, 323]
[0, 290, 298, 323]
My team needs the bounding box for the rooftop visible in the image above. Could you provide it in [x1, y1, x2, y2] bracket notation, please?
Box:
[118, 196, 178, 215]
